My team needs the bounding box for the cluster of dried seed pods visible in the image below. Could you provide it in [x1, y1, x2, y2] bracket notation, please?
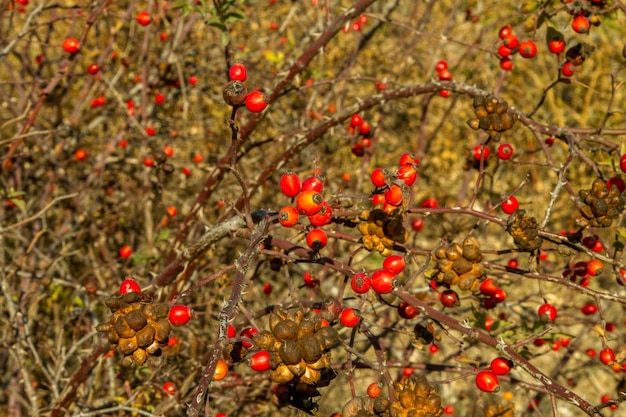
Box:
[391, 375, 444, 417]
[484, 403, 515, 417]
[430, 236, 484, 291]
[341, 395, 391, 417]
[254, 307, 339, 387]
[96, 292, 170, 367]
[506, 209, 543, 251]
[576, 178, 625, 228]
[466, 94, 514, 142]
[357, 208, 408, 256]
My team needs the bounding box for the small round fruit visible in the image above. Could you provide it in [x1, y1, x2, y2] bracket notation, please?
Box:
[383, 255, 406, 274]
[501, 196, 519, 214]
[278, 205, 299, 227]
[351, 273, 371, 294]
[571, 15, 590, 33]
[497, 44, 513, 58]
[136, 11, 151, 26]
[435, 60, 448, 72]
[223, 81, 248, 106]
[168, 305, 192, 326]
[396, 164, 418, 186]
[303, 271, 317, 288]
[350, 114, 363, 127]
[120, 278, 141, 295]
[497, 143, 513, 160]
[301, 175, 324, 193]
[498, 25, 512, 39]
[367, 382, 382, 399]
[371, 269, 396, 294]
[473, 145, 490, 161]
[490, 357, 512, 375]
[229, 62, 247, 82]
[599, 347, 615, 365]
[119, 245, 132, 259]
[62, 37, 80, 54]
[279, 170, 301, 198]
[74, 149, 88, 161]
[518, 40, 537, 58]
[500, 57, 513, 71]
[384, 184, 404, 206]
[87, 63, 100, 75]
[439, 289, 460, 307]
[245, 91, 268, 112]
[538, 303, 557, 322]
[399, 152, 419, 166]
[581, 303, 598, 315]
[586, 259, 603, 276]
[370, 167, 389, 188]
[438, 69, 453, 81]
[296, 190, 323, 216]
[549, 37, 565, 54]
[620, 154, 626, 173]
[475, 371, 499, 392]
[502, 34, 518, 49]
[240, 327, 258, 348]
[398, 302, 419, 319]
[340, 308, 360, 327]
[162, 381, 176, 395]
[308, 202, 333, 226]
[411, 217, 424, 232]
[250, 350, 270, 371]
[306, 228, 328, 251]
[214, 359, 229, 381]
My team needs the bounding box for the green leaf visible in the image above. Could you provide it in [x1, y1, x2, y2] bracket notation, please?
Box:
[224, 11, 246, 22]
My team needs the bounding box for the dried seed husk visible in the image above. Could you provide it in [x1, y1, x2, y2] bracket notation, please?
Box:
[357, 222, 370, 236]
[362, 235, 374, 250]
[500, 112, 514, 130]
[118, 336, 138, 355]
[374, 398, 391, 414]
[153, 318, 171, 342]
[298, 335, 322, 363]
[434, 247, 448, 259]
[446, 244, 463, 261]
[145, 340, 162, 355]
[398, 389, 416, 409]
[269, 350, 283, 370]
[495, 101, 508, 114]
[425, 395, 443, 413]
[475, 106, 488, 118]
[291, 309, 304, 325]
[315, 327, 339, 350]
[359, 210, 371, 221]
[269, 309, 287, 333]
[458, 273, 479, 291]
[154, 303, 169, 319]
[270, 363, 294, 384]
[96, 323, 114, 333]
[297, 319, 317, 339]
[451, 258, 472, 275]
[287, 359, 307, 377]
[105, 297, 121, 311]
[467, 118, 480, 130]
[254, 330, 278, 351]
[115, 316, 136, 338]
[305, 354, 329, 370]
[107, 330, 120, 344]
[478, 116, 492, 130]
[121, 292, 139, 303]
[125, 309, 148, 331]
[279, 339, 302, 365]
[273, 319, 299, 341]
[132, 348, 148, 366]
[380, 247, 393, 257]
[136, 324, 156, 348]
[142, 304, 157, 321]
[299, 366, 321, 385]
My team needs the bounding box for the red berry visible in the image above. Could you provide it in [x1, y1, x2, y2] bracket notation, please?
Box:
[493, 288, 507, 303]
[473, 145, 490, 161]
[351, 272, 371, 294]
[497, 143, 513, 160]
[411, 218, 424, 232]
[490, 357, 512, 375]
[371, 167, 389, 188]
[438, 69, 453, 81]
[340, 307, 360, 327]
[240, 327, 258, 347]
[518, 40, 537, 58]
[429, 344, 439, 354]
[538, 303, 557, 321]
[136, 11, 151, 26]
[440, 289, 460, 307]
[620, 154, 626, 173]
[229, 62, 247, 82]
[250, 350, 270, 371]
[366, 382, 381, 399]
[245, 91, 268, 112]
[87, 63, 100, 75]
[370, 269, 396, 294]
[497, 44, 513, 58]
[383, 255, 406, 274]
[479, 278, 499, 296]
[350, 114, 363, 127]
[475, 371, 499, 392]
[263, 283, 272, 295]
[306, 228, 328, 251]
[162, 381, 176, 395]
[399, 152, 419, 166]
[500, 57, 514, 71]
[74, 149, 88, 161]
[168, 305, 192, 326]
[586, 259, 604, 276]
[396, 164, 418, 186]
[278, 205, 299, 227]
[296, 190, 323, 215]
[162, 145, 174, 157]
[507, 258, 519, 269]
[279, 171, 301, 198]
[607, 176, 625, 193]
[549, 37, 565, 54]
[62, 37, 80, 54]
[303, 271, 317, 288]
[228, 324, 236, 338]
[502, 34, 519, 49]
[119, 245, 132, 259]
[572, 15, 590, 33]
[155, 93, 165, 104]
[143, 156, 155, 167]
[359, 121, 371, 135]
[398, 302, 419, 319]
[120, 278, 141, 295]
[435, 60, 448, 72]
[599, 347, 615, 365]
[421, 197, 438, 208]
[384, 184, 404, 206]
[301, 175, 324, 193]
[308, 202, 333, 226]
[498, 25, 512, 39]
[581, 303, 598, 315]
[501, 196, 519, 214]
[438, 90, 450, 98]
[561, 62, 575, 77]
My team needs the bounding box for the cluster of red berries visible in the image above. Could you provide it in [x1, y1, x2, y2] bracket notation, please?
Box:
[497, 25, 536, 71]
[349, 255, 405, 296]
[369, 152, 419, 211]
[562, 258, 604, 287]
[478, 278, 507, 309]
[90, 96, 106, 108]
[435, 60, 452, 97]
[222, 62, 268, 112]
[278, 170, 331, 251]
[348, 114, 373, 157]
[342, 14, 369, 33]
[475, 356, 514, 393]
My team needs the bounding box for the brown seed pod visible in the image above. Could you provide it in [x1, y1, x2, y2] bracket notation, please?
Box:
[118, 336, 138, 355]
[136, 323, 156, 348]
[299, 366, 321, 385]
[298, 335, 322, 363]
[125, 309, 148, 331]
[142, 304, 157, 322]
[105, 297, 121, 311]
[305, 354, 329, 371]
[273, 319, 299, 341]
[297, 319, 317, 339]
[96, 323, 114, 333]
[254, 330, 278, 351]
[287, 359, 308, 377]
[154, 303, 169, 319]
[458, 273, 479, 291]
[132, 347, 148, 366]
[153, 318, 171, 343]
[451, 258, 473, 275]
[279, 339, 302, 365]
[315, 326, 340, 350]
[115, 316, 136, 338]
[434, 247, 447, 259]
[145, 340, 162, 355]
[270, 363, 295, 384]
[374, 398, 391, 414]
[398, 389, 415, 409]
[222, 80, 248, 106]
[107, 330, 120, 344]
[478, 116, 492, 130]
[475, 106, 488, 118]
[120, 292, 139, 304]
[446, 244, 463, 261]
[467, 118, 480, 130]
